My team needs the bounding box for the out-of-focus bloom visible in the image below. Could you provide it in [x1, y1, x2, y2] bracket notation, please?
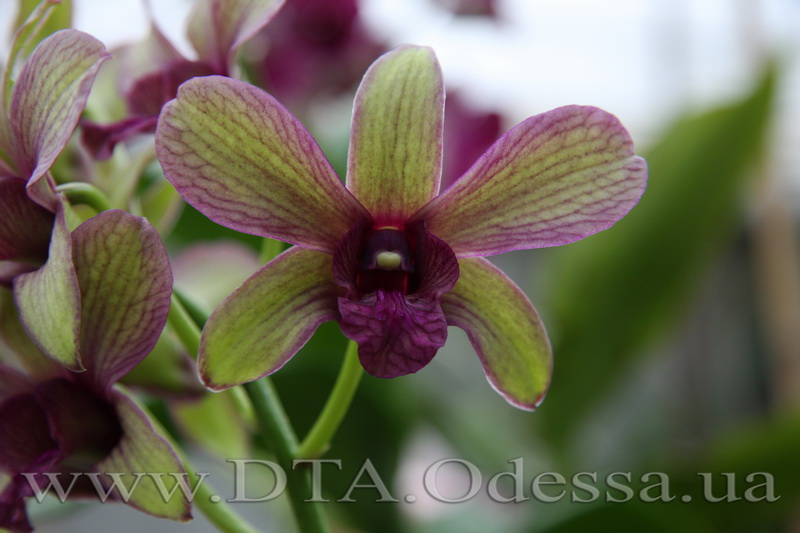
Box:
[156, 45, 647, 408]
[433, 0, 499, 18]
[0, 210, 187, 533]
[441, 91, 503, 189]
[81, 0, 284, 159]
[255, 0, 385, 115]
[0, 29, 108, 371]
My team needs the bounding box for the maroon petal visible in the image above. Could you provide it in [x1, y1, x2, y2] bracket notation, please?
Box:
[0, 177, 53, 284]
[0, 393, 59, 472]
[34, 378, 122, 472]
[80, 116, 158, 160]
[335, 222, 459, 377]
[339, 290, 448, 378]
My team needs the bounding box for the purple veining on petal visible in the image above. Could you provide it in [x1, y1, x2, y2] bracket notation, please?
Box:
[339, 290, 448, 377]
[413, 105, 648, 257]
[9, 30, 108, 190]
[71, 211, 172, 391]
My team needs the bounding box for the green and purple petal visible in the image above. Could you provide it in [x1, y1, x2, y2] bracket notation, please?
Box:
[8, 29, 108, 200]
[71, 210, 172, 391]
[413, 106, 647, 256]
[347, 45, 444, 223]
[96, 386, 190, 522]
[156, 75, 367, 252]
[441, 257, 551, 409]
[13, 202, 81, 370]
[199, 246, 341, 390]
[187, 0, 285, 73]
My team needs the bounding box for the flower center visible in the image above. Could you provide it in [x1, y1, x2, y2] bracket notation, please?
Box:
[357, 228, 413, 294]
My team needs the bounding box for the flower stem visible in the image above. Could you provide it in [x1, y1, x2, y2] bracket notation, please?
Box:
[56, 182, 113, 213]
[167, 293, 201, 358]
[296, 340, 363, 459]
[187, 461, 259, 533]
[167, 292, 328, 532]
[243, 380, 330, 533]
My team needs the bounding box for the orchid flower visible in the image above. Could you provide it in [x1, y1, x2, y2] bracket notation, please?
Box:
[0, 210, 187, 533]
[0, 29, 108, 371]
[156, 45, 647, 409]
[81, 0, 284, 159]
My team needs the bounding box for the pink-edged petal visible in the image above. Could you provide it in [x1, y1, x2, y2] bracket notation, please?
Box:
[71, 210, 172, 390]
[187, 0, 285, 73]
[199, 246, 340, 391]
[9, 29, 108, 193]
[0, 177, 53, 283]
[96, 386, 191, 522]
[157, 75, 367, 252]
[413, 106, 647, 256]
[347, 45, 444, 224]
[441, 257, 551, 410]
[13, 201, 81, 370]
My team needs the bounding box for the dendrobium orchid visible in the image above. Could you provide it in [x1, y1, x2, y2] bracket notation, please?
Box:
[81, 0, 285, 159]
[0, 210, 187, 533]
[0, 29, 108, 370]
[156, 45, 647, 408]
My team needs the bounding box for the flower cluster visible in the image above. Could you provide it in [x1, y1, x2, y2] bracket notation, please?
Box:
[0, 0, 646, 530]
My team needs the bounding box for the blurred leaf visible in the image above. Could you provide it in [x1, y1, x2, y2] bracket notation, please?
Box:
[538, 64, 776, 447]
[172, 390, 254, 460]
[532, 501, 714, 533]
[11, 0, 73, 57]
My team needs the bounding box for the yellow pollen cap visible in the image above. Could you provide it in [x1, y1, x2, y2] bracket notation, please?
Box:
[376, 251, 403, 270]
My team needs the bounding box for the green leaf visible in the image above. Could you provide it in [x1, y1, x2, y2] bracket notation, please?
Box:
[538, 64, 776, 446]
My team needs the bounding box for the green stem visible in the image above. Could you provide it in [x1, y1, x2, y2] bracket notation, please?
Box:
[57, 182, 114, 213]
[167, 293, 201, 358]
[140, 398, 259, 533]
[243, 380, 330, 533]
[296, 340, 363, 459]
[259, 237, 286, 263]
[187, 459, 259, 533]
[167, 291, 328, 532]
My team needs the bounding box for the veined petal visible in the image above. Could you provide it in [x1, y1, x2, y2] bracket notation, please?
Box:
[188, 0, 285, 73]
[9, 29, 108, 194]
[96, 386, 190, 522]
[414, 106, 647, 256]
[441, 257, 551, 410]
[339, 290, 448, 378]
[347, 45, 444, 223]
[199, 246, 340, 391]
[72, 210, 172, 390]
[13, 202, 81, 370]
[156, 75, 367, 252]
